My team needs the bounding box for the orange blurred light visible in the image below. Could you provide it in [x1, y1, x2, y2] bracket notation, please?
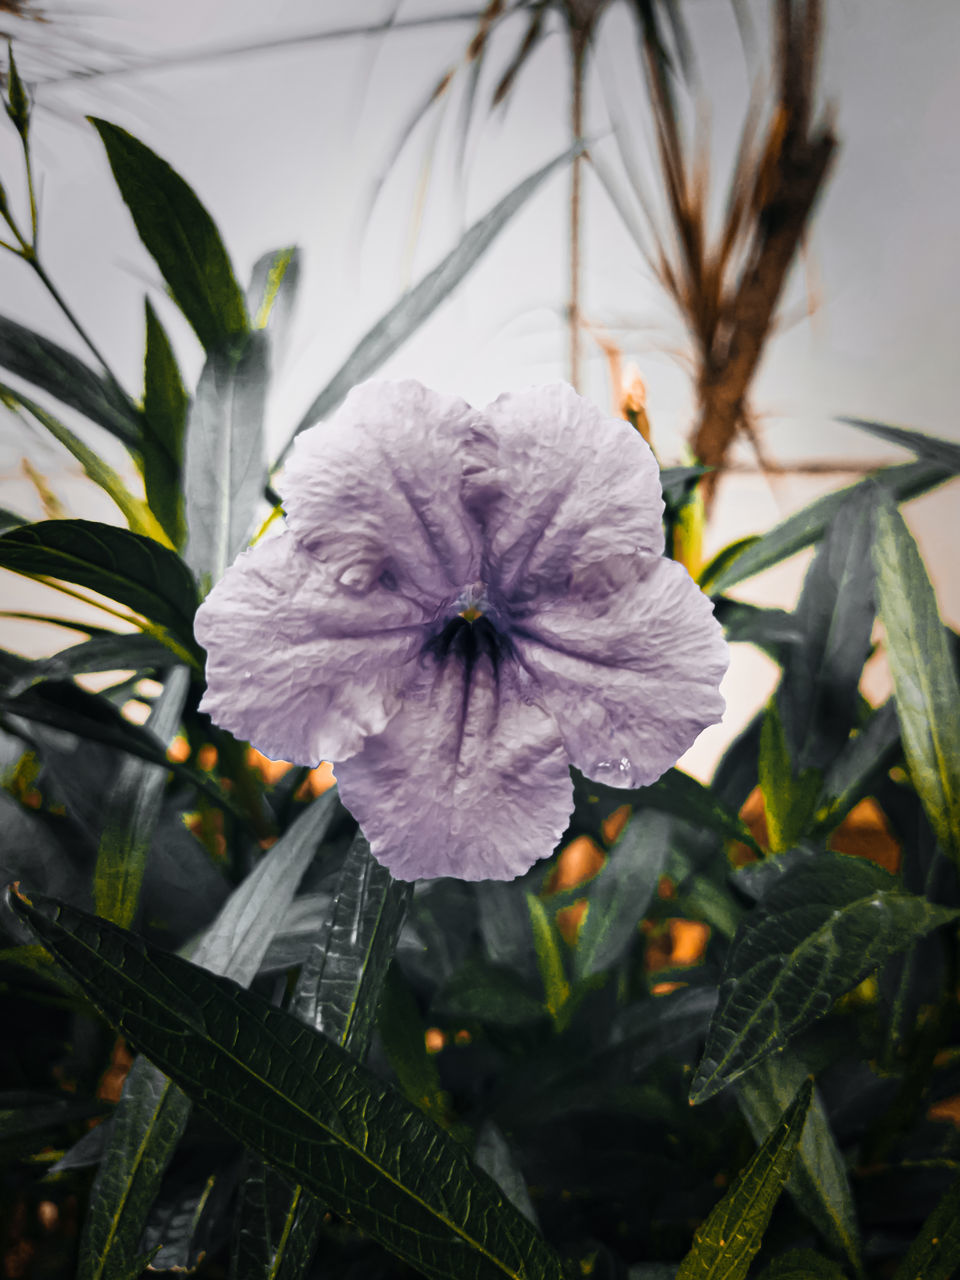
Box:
[425, 1028, 446, 1054]
[601, 804, 632, 846]
[544, 836, 605, 894]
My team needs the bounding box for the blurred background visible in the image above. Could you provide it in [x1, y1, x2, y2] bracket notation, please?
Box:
[1, 0, 958, 777]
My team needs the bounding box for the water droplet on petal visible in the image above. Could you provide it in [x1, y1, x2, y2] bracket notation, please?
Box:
[595, 760, 614, 774]
[338, 564, 370, 593]
[618, 757, 632, 774]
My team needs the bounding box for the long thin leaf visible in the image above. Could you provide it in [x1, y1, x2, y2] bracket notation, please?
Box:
[277, 142, 582, 467]
[891, 1165, 960, 1280]
[93, 666, 189, 929]
[1, 384, 171, 544]
[90, 118, 249, 353]
[71, 789, 341, 1280]
[675, 1078, 814, 1280]
[737, 1053, 861, 1274]
[0, 312, 142, 446]
[142, 299, 188, 548]
[183, 333, 269, 589]
[9, 888, 567, 1280]
[0, 519, 201, 660]
[839, 417, 960, 472]
[690, 854, 959, 1103]
[873, 490, 960, 865]
[710, 459, 956, 593]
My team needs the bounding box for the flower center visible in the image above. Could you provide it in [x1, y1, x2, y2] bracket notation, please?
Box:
[423, 582, 514, 675]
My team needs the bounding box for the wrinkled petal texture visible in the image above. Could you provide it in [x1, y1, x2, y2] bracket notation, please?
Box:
[194, 532, 426, 764]
[279, 379, 484, 606]
[513, 553, 728, 789]
[334, 657, 573, 881]
[465, 383, 665, 600]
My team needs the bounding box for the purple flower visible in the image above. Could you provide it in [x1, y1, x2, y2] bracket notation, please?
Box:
[194, 380, 728, 881]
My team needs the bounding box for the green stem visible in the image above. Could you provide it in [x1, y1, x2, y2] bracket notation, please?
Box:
[24, 253, 117, 378]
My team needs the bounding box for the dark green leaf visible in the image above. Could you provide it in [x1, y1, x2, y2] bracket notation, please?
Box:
[691, 854, 959, 1102]
[710, 459, 956, 594]
[278, 143, 582, 466]
[93, 666, 189, 929]
[74, 789, 340, 1280]
[435, 957, 549, 1028]
[698, 537, 761, 595]
[873, 491, 960, 866]
[755, 1249, 848, 1280]
[0, 506, 27, 532]
[778, 483, 876, 771]
[142, 299, 188, 548]
[474, 1123, 538, 1227]
[675, 1078, 813, 1280]
[573, 767, 761, 854]
[758, 701, 821, 854]
[0, 312, 142, 446]
[90, 118, 249, 353]
[183, 334, 269, 589]
[737, 1053, 861, 1274]
[378, 962, 449, 1123]
[575, 812, 671, 980]
[9, 890, 567, 1280]
[0, 519, 201, 660]
[840, 416, 960, 472]
[659, 464, 710, 508]
[712, 599, 803, 660]
[811, 700, 901, 837]
[891, 1165, 960, 1280]
[6, 631, 179, 693]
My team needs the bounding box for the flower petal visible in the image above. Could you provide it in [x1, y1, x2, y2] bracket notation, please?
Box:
[194, 531, 427, 764]
[278, 379, 485, 604]
[464, 382, 665, 599]
[512, 553, 728, 788]
[334, 655, 573, 881]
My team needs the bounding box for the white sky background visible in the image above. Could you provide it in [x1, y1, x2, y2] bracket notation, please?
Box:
[0, 0, 958, 778]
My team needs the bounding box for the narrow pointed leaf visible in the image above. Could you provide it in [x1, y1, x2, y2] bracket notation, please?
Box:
[737, 1053, 862, 1274]
[6, 632, 179, 693]
[675, 1077, 813, 1280]
[712, 599, 803, 660]
[873, 492, 960, 865]
[278, 143, 582, 464]
[184, 334, 269, 590]
[698, 536, 761, 594]
[247, 246, 300, 342]
[575, 812, 671, 980]
[72, 789, 340, 1280]
[0, 313, 142, 446]
[691, 854, 959, 1103]
[758, 701, 820, 855]
[142, 299, 188, 547]
[811, 699, 901, 836]
[839, 417, 960, 472]
[778, 483, 877, 771]
[891, 1165, 960, 1280]
[756, 1250, 848, 1280]
[94, 666, 189, 928]
[89, 117, 248, 352]
[9, 889, 567, 1280]
[0, 519, 201, 658]
[1, 384, 170, 543]
[711, 459, 957, 593]
[236, 831, 412, 1280]
[474, 1123, 538, 1227]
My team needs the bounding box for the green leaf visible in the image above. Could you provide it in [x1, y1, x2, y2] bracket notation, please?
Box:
[575, 812, 671, 980]
[737, 1053, 861, 1274]
[698, 536, 761, 594]
[778, 484, 876, 772]
[142, 299, 188, 548]
[839, 416, 960, 472]
[72, 789, 341, 1280]
[183, 333, 269, 590]
[891, 1165, 960, 1280]
[1, 383, 171, 544]
[276, 143, 582, 467]
[758, 701, 821, 854]
[435, 957, 548, 1029]
[247, 245, 300, 340]
[6, 631, 179, 693]
[873, 491, 960, 865]
[378, 962, 450, 1123]
[811, 699, 900, 837]
[234, 829, 410, 1280]
[755, 1249, 848, 1280]
[572, 767, 760, 854]
[0, 313, 143, 446]
[0, 519, 201, 660]
[526, 893, 570, 1026]
[712, 599, 803, 660]
[710, 459, 957, 593]
[0, 506, 27, 532]
[90, 118, 249, 353]
[4, 43, 30, 136]
[690, 854, 959, 1103]
[93, 665, 189, 929]
[474, 1122, 538, 1227]
[9, 890, 567, 1280]
[659, 464, 710, 509]
[675, 1077, 814, 1280]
